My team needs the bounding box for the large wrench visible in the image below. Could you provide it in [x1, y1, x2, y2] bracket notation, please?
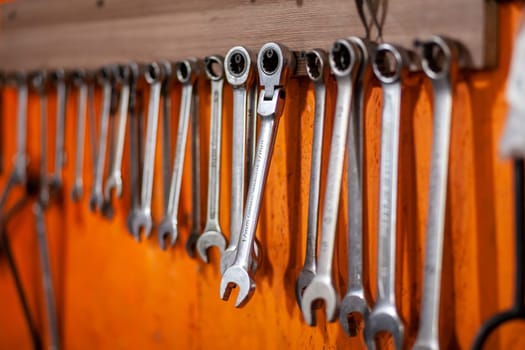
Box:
[32, 71, 50, 208]
[129, 63, 163, 240]
[295, 48, 328, 305]
[220, 46, 257, 273]
[413, 36, 459, 350]
[301, 39, 361, 325]
[339, 37, 374, 336]
[185, 88, 202, 256]
[89, 67, 113, 212]
[0, 72, 28, 209]
[49, 69, 67, 191]
[71, 70, 88, 201]
[160, 61, 175, 213]
[220, 42, 295, 307]
[364, 43, 413, 350]
[196, 55, 228, 263]
[157, 59, 198, 249]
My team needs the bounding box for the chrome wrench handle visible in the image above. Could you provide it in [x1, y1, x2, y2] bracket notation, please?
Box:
[160, 61, 175, 213]
[221, 42, 295, 308]
[49, 69, 67, 190]
[71, 70, 88, 201]
[157, 59, 198, 248]
[296, 48, 328, 304]
[413, 36, 458, 350]
[32, 71, 50, 207]
[301, 39, 361, 325]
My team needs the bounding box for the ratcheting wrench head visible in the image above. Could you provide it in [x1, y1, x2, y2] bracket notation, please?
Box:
[220, 42, 295, 307]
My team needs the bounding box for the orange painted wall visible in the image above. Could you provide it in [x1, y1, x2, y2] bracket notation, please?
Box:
[0, 3, 524, 349]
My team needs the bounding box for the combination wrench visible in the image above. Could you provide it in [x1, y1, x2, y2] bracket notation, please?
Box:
[157, 59, 199, 249]
[89, 66, 113, 212]
[0, 72, 28, 209]
[129, 63, 163, 240]
[196, 56, 228, 263]
[71, 70, 88, 201]
[339, 37, 374, 336]
[103, 63, 139, 217]
[185, 88, 202, 256]
[49, 69, 67, 191]
[295, 48, 328, 305]
[301, 39, 361, 325]
[413, 36, 459, 350]
[160, 61, 175, 213]
[220, 46, 257, 274]
[220, 42, 295, 307]
[32, 71, 50, 208]
[364, 43, 414, 350]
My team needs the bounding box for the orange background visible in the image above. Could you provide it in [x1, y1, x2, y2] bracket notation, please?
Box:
[0, 3, 524, 349]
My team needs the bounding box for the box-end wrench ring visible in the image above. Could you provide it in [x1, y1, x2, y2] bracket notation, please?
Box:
[301, 39, 361, 325]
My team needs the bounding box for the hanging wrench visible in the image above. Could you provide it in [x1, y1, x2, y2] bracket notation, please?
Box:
[49, 69, 67, 191]
[301, 39, 361, 325]
[89, 66, 113, 212]
[185, 88, 202, 256]
[413, 36, 459, 350]
[71, 70, 88, 201]
[129, 62, 163, 240]
[295, 48, 329, 305]
[0, 72, 28, 209]
[220, 46, 257, 273]
[32, 71, 50, 208]
[339, 37, 375, 336]
[364, 43, 414, 350]
[245, 76, 258, 183]
[195, 55, 228, 263]
[157, 59, 199, 248]
[160, 61, 175, 213]
[220, 42, 295, 307]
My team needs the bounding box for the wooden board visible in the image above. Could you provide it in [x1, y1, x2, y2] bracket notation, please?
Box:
[0, 0, 498, 71]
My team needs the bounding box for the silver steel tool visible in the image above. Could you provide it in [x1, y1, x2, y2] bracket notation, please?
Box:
[364, 43, 414, 350]
[301, 39, 361, 325]
[413, 36, 459, 350]
[157, 59, 198, 248]
[220, 46, 257, 274]
[220, 42, 295, 307]
[129, 62, 163, 240]
[339, 37, 374, 337]
[71, 70, 88, 201]
[49, 69, 67, 191]
[89, 66, 113, 212]
[295, 48, 328, 305]
[32, 71, 50, 208]
[196, 55, 227, 263]
[160, 61, 175, 213]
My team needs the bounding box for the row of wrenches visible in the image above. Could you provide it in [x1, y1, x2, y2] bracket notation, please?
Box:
[0, 35, 462, 349]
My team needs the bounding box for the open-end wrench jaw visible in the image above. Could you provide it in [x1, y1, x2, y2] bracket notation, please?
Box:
[301, 38, 360, 326]
[220, 42, 295, 307]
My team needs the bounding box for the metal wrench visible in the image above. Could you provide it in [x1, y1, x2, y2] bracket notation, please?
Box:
[49, 69, 67, 191]
[71, 70, 88, 201]
[413, 36, 459, 350]
[220, 42, 295, 307]
[220, 46, 257, 273]
[157, 59, 198, 249]
[364, 43, 414, 350]
[89, 67, 113, 212]
[160, 61, 175, 213]
[339, 37, 374, 337]
[196, 55, 227, 263]
[129, 62, 163, 240]
[295, 48, 328, 305]
[301, 39, 361, 325]
[32, 71, 50, 208]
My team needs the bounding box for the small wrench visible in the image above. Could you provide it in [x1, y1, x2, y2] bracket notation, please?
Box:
[196, 55, 227, 262]
[32, 71, 50, 208]
[339, 37, 374, 337]
[301, 39, 361, 325]
[295, 48, 328, 305]
[413, 36, 459, 350]
[89, 66, 113, 212]
[220, 42, 295, 307]
[364, 43, 414, 350]
[129, 62, 163, 240]
[185, 88, 202, 256]
[160, 61, 175, 213]
[220, 46, 257, 273]
[157, 59, 198, 248]
[71, 70, 88, 201]
[49, 69, 67, 191]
